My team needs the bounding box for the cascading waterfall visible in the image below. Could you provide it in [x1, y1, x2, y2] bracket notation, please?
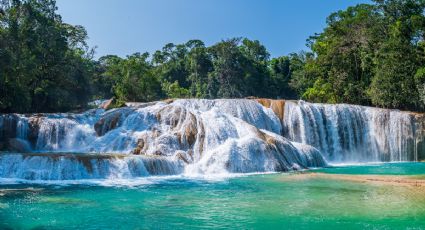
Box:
[16, 117, 28, 140]
[0, 153, 183, 180]
[0, 99, 326, 181]
[282, 101, 422, 162]
[0, 99, 423, 181]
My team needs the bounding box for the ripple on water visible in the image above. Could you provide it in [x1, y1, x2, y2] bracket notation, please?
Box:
[0, 163, 424, 229]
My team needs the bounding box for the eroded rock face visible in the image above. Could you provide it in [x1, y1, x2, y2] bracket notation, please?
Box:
[130, 104, 204, 159]
[28, 116, 43, 146]
[255, 99, 286, 124]
[94, 108, 134, 136]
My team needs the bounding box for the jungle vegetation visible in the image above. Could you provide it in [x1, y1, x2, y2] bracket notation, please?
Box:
[1, 0, 424, 112]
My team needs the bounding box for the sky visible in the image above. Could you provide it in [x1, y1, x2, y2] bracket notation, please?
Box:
[56, 0, 372, 59]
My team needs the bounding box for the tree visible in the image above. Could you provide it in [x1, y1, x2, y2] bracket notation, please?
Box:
[301, 0, 425, 111]
[186, 40, 213, 98]
[369, 0, 425, 110]
[239, 38, 270, 97]
[208, 38, 246, 98]
[305, 4, 383, 104]
[415, 67, 425, 108]
[208, 38, 271, 98]
[0, 0, 95, 112]
[109, 53, 163, 103]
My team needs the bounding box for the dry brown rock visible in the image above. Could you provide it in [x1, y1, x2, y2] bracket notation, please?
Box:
[254, 98, 286, 122]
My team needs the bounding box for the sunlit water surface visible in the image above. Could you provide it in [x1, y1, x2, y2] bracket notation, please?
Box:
[1, 163, 425, 229]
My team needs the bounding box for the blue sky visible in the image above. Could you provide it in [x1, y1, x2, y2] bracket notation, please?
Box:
[57, 0, 371, 59]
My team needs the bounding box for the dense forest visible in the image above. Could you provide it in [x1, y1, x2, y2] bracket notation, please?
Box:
[0, 0, 424, 113]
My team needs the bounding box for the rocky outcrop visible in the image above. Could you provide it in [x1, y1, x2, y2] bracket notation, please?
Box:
[254, 99, 286, 124]
[99, 98, 114, 109]
[27, 116, 43, 145]
[94, 107, 134, 136]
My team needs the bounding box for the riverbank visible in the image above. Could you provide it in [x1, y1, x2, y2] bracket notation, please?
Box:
[283, 172, 425, 189]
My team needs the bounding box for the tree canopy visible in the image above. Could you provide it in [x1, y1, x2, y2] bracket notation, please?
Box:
[1, 0, 425, 113]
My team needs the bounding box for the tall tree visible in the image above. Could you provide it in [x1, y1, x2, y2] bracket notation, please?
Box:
[369, 0, 425, 109]
[185, 40, 213, 98]
[0, 0, 95, 112]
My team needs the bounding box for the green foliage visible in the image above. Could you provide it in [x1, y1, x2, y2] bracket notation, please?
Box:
[162, 81, 190, 98]
[369, 38, 421, 109]
[207, 38, 246, 98]
[0, 0, 94, 112]
[186, 40, 212, 98]
[302, 0, 425, 111]
[108, 53, 163, 103]
[302, 78, 337, 103]
[415, 67, 425, 107]
[207, 38, 271, 98]
[2, 0, 425, 113]
[306, 4, 382, 105]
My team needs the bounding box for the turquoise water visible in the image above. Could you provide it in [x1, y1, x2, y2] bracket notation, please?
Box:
[314, 162, 425, 175]
[1, 163, 425, 229]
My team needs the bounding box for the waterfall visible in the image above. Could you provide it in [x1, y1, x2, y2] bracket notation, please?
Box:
[16, 117, 28, 140]
[0, 99, 327, 181]
[0, 153, 183, 180]
[2, 98, 422, 181]
[282, 101, 421, 162]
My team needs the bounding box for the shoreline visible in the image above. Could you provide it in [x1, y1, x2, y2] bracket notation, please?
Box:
[284, 172, 425, 188]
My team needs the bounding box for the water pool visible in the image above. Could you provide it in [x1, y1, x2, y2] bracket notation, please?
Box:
[1, 163, 424, 229]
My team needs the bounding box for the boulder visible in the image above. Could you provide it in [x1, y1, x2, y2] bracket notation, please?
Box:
[94, 108, 133, 136]
[27, 116, 43, 146]
[7, 138, 32, 152]
[99, 98, 114, 109]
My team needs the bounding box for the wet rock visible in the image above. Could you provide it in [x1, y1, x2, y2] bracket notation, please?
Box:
[94, 108, 133, 136]
[7, 138, 31, 152]
[132, 139, 145, 155]
[175, 150, 191, 164]
[27, 116, 42, 146]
